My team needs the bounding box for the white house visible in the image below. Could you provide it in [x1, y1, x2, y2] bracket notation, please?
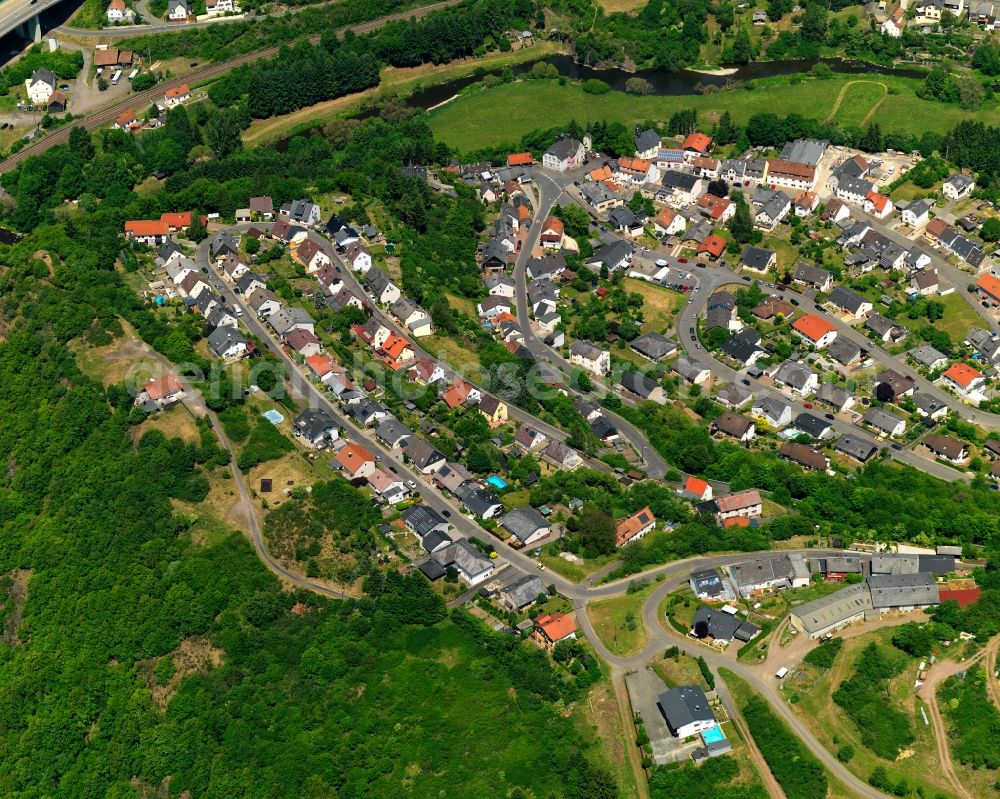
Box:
[106, 0, 132, 22]
[901, 199, 931, 228]
[863, 191, 893, 221]
[882, 6, 905, 36]
[205, 0, 239, 14]
[164, 84, 191, 107]
[344, 243, 372, 274]
[568, 340, 611, 376]
[167, 0, 189, 19]
[25, 69, 56, 105]
[943, 174, 975, 200]
[542, 136, 585, 172]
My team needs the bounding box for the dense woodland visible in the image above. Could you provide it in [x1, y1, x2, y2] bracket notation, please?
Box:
[0, 211, 618, 796]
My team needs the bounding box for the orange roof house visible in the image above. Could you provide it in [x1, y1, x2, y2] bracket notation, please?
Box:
[541, 216, 564, 238]
[160, 211, 193, 229]
[124, 219, 169, 238]
[618, 156, 652, 175]
[145, 373, 183, 401]
[865, 190, 890, 213]
[792, 314, 837, 344]
[697, 194, 732, 221]
[376, 333, 414, 370]
[615, 506, 656, 546]
[683, 475, 712, 501]
[442, 380, 473, 409]
[977, 272, 1000, 303]
[698, 234, 726, 259]
[590, 165, 613, 182]
[165, 84, 190, 101]
[335, 443, 376, 478]
[507, 152, 533, 167]
[115, 109, 138, 128]
[533, 612, 578, 650]
[305, 353, 338, 378]
[942, 363, 984, 391]
[682, 132, 712, 154]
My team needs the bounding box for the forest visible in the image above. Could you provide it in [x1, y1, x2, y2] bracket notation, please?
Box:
[741, 695, 828, 799]
[0, 198, 619, 798]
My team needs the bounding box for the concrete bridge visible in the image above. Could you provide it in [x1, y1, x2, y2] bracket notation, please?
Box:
[0, 0, 62, 43]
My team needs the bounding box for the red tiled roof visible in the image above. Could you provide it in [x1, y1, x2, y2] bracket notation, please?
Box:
[507, 152, 533, 166]
[146, 373, 183, 400]
[937, 587, 981, 607]
[160, 211, 192, 228]
[124, 219, 168, 236]
[792, 314, 836, 342]
[682, 132, 712, 153]
[590, 165, 612, 181]
[865, 191, 889, 212]
[977, 272, 1000, 301]
[165, 84, 190, 99]
[942, 362, 983, 389]
[684, 475, 709, 497]
[335, 443, 375, 475]
[116, 109, 137, 127]
[768, 159, 815, 179]
[305, 353, 337, 377]
[535, 612, 577, 642]
[615, 506, 655, 545]
[698, 234, 726, 257]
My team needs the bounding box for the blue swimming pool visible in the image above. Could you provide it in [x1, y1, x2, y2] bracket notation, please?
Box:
[701, 724, 726, 745]
[261, 409, 285, 425]
[486, 475, 508, 490]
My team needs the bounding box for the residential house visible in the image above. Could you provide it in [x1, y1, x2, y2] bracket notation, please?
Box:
[750, 395, 792, 430]
[532, 612, 577, 651]
[292, 239, 330, 274]
[285, 328, 322, 357]
[652, 206, 686, 237]
[478, 394, 509, 428]
[923, 434, 970, 465]
[634, 128, 661, 159]
[908, 345, 948, 371]
[911, 269, 939, 296]
[249, 196, 274, 220]
[609, 207, 646, 237]
[167, 0, 189, 19]
[822, 198, 851, 224]
[766, 159, 817, 191]
[780, 442, 830, 471]
[815, 383, 854, 413]
[874, 369, 916, 401]
[25, 69, 56, 104]
[618, 371, 666, 404]
[705, 290, 742, 332]
[206, 326, 247, 360]
[673, 357, 712, 386]
[826, 154, 870, 192]
[540, 216, 565, 249]
[882, 6, 906, 35]
[367, 468, 408, 505]
[701, 489, 763, 526]
[335, 443, 377, 480]
[752, 296, 795, 320]
[864, 407, 907, 438]
[542, 136, 585, 172]
[941, 362, 985, 396]
[772, 359, 820, 396]
[106, 0, 130, 22]
[658, 171, 704, 207]
[364, 267, 401, 305]
[514, 425, 547, 452]
[569, 340, 611, 376]
[164, 84, 191, 107]
[901, 199, 931, 228]
[697, 193, 734, 223]
[792, 412, 833, 441]
[828, 286, 872, 319]
[865, 313, 906, 343]
[280, 199, 322, 227]
[500, 574, 549, 611]
[792, 315, 838, 348]
[712, 412, 756, 443]
[715, 384, 752, 410]
[268, 307, 315, 338]
[753, 189, 792, 230]
[977, 273, 1000, 306]
[292, 409, 339, 447]
[245, 286, 281, 319]
[404, 437, 446, 474]
[680, 475, 713, 502]
[461, 487, 504, 520]
[682, 132, 713, 159]
[630, 331, 676, 361]
[721, 328, 765, 366]
[792, 263, 833, 292]
[730, 553, 809, 596]
[141, 374, 184, 409]
[477, 296, 513, 319]
[740, 246, 777, 273]
[542, 440, 584, 471]
[943, 173, 975, 200]
[698, 234, 727, 261]
[913, 391, 948, 420]
[124, 220, 169, 245]
[432, 539, 494, 586]
[616, 507, 656, 547]
[864, 191, 893, 220]
[657, 686, 717, 739]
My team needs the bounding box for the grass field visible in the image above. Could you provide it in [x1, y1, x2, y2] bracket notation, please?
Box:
[572, 673, 643, 799]
[933, 291, 982, 341]
[829, 80, 888, 128]
[623, 277, 684, 334]
[420, 333, 482, 376]
[427, 75, 996, 154]
[538, 550, 618, 582]
[586, 582, 657, 656]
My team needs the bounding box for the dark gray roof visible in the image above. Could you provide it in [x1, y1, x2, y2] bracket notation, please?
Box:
[657, 686, 715, 735]
[866, 573, 939, 609]
[828, 337, 862, 366]
[404, 436, 444, 469]
[793, 263, 831, 286]
[779, 138, 828, 166]
[401, 504, 449, 537]
[206, 326, 246, 357]
[619, 370, 659, 399]
[502, 574, 548, 609]
[863, 407, 904, 434]
[500, 507, 549, 542]
[462, 487, 503, 517]
[661, 171, 700, 191]
[791, 582, 872, 636]
[793, 413, 831, 439]
[836, 433, 878, 461]
[546, 135, 583, 160]
[588, 240, 634, 269]
[634, 128, 661, 153]
[721, 328, 763, 364]
[828, 286, 869, 314]
[293, 408, 337, 441]
[691, 606, 759, 642]
[690, 568, 727, 598]
[631, 331, 676, 361]
[375, 417, 413, 446]
[740, 246, 775, 271]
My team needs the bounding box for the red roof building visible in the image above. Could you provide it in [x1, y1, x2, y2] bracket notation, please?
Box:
[682, 132, 712, 154]
[532, 612, 578, 650]
[977, 272, 1000, 304]
[698, 234, 726, 259]
[507, 152, 533, 167]
[792, 314, 837, 345]
[145, 373, 183, 401]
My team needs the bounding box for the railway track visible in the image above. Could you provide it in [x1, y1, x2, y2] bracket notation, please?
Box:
[0, 0, 462, 173]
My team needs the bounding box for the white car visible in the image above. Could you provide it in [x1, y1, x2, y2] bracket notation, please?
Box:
[406, 479, 417, 489]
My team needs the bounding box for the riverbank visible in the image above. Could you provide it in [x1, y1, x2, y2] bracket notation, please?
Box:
[241, 41, 564, 147]
[426, 72, 996, 154]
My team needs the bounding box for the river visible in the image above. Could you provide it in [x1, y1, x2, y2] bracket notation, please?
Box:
[402, 54, 928, 111]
